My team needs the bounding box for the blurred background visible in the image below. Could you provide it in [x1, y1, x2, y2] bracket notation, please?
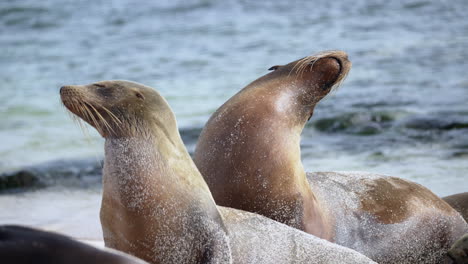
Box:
[1, 0, 467, 236]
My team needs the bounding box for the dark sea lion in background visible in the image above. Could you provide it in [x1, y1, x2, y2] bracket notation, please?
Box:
[194, 50, 468, 263]
[0, 225, 147, 264]
[61, 80, 376, 264]
[444, 192, 468, 222]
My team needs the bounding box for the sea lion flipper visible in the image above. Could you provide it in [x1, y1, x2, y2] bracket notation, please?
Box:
[448, 234, 468, 264]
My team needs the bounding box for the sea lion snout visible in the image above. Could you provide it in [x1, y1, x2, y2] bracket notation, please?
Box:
[310, 51, 350, 91]
[59, 85, 75, 94]
[59, 85, 69, 95]
[316, 57, 341, 73]
[60, 85, 84, 101]
[313, 57, 342, 89]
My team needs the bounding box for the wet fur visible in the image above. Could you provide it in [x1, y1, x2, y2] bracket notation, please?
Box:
[62, 80, 378, 264]
[62, 82, 232, 264]
[194, 51, 468, 263]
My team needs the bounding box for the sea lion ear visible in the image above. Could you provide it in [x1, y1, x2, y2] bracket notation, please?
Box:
[135, 91, 145, 100]
[268, 65, 281, 71]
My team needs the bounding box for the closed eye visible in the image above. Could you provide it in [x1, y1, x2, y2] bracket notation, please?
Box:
[94, 84, 113, 97]
[268, 65, 280, 71]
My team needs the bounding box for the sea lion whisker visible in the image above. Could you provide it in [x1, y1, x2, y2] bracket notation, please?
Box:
[289, 58, 304, 77]
[299, 57, 315, 78]
[66, 100, 93, 138]
[99, 105, 121, 125]
[297, 51, 341, 76]
[101, 106, 122, 125]
[81, 101, 108, 135]
[82, 101, 103, 135]
[296, 57, 312, 75]
[88, 103, 115, 134]
[77, 101, 93, 126]
[289, 57, 307, 78]
[67, 103, 86, 133]
[114, 110, 132, 136]
[72, 111, 88, 135]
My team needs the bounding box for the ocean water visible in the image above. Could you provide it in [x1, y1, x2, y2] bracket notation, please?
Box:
[1, 0, 467, 234]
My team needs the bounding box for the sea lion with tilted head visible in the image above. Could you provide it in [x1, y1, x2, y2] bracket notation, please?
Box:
[444, 192, 468, 223]
[60, 80, 376, 264]
[194, 50, 468, 263]
[0, 225, 148, 264]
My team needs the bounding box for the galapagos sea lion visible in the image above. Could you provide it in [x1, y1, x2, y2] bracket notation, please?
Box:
[444, 192, 468, 222]
[60, 80, 376, 264]
[193, 50, 468, 263]
[61, 81, 232, 264]
[0, 225, 147, 264]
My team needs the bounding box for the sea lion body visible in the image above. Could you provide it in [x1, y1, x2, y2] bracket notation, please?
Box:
[218, 207, 375, 263]
[0, 225, 147, 264]
[194, 51, 468, 263]
[443, 192, 468, 222]
[309, 172, 466, 263]
[61, 80, 376, 264]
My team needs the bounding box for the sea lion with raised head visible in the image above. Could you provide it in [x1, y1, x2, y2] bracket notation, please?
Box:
[0, 225, 148, 264]
[194, 50, 468, 263]
[444, 192, 468, 222]
[60, 80, 376, 264]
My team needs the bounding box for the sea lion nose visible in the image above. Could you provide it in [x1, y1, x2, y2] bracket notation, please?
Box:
[320, 57, 341, 76]
[313, 57, 342, 89]
[60, 86, 69, 94]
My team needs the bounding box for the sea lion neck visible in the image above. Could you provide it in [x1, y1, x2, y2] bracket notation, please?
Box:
[102, 137, 231, 263]
[238, 78, 320, 128]
[208, 80, 311, 187]
[103, 137, 211, 203]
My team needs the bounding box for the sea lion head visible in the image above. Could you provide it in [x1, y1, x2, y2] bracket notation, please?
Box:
[240, 50, 351, 124]
[60, 80, 177, 139]
[267, 50, 350, 91]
